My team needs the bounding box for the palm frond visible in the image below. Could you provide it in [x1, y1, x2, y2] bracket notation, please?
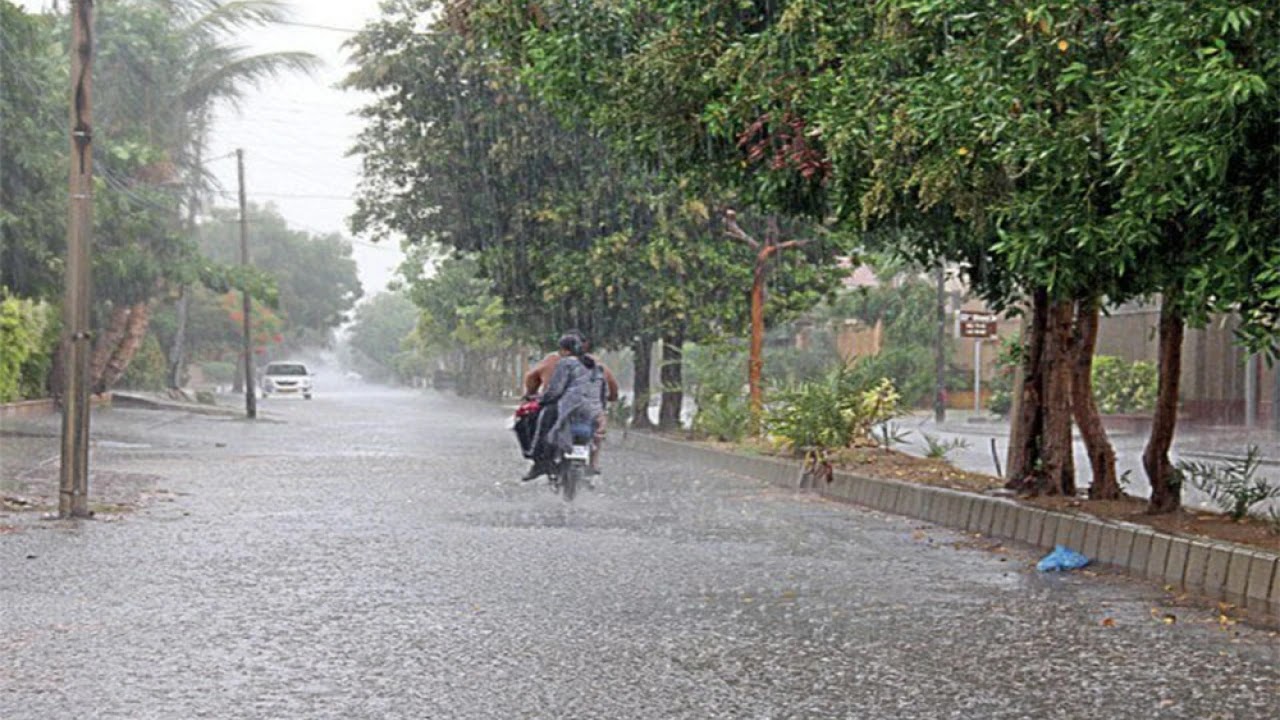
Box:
[183, 50, 322, 112]
[182, 1, 297, 40]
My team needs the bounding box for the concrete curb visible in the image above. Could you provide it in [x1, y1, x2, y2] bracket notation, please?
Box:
[620, 431, 1279, 619]
[0, 394, 111, 420]
[111, 392, 244, 418]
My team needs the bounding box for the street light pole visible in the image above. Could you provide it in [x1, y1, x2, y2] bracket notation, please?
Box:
[59, 0, 95, 519]
[237, 149, 256, 419]
[934, 262, 947, 424]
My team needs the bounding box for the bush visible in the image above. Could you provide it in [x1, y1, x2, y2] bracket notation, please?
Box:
[848, 347, 933, 408]
[767, 368, 901, 452]
[1179, 447, 1280, 521]
[686, 344, 750, 442]
[1092, 355, 1157, 414]
[0, 294, 55, 402]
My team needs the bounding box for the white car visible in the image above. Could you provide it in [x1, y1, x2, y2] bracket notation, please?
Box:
[261, 361, 314, 399]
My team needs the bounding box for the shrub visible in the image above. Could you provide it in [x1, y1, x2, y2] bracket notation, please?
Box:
[1178, 447, 1280, 521]
[686, 344, 751, 442]
[922, 433, 970, 460]
[767, 368, 901, 452]
[1092, 355, 1158, 414]
[0, 294, 54, 402]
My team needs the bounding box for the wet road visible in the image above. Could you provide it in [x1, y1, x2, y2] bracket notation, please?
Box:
[2, 385, 1278, 719]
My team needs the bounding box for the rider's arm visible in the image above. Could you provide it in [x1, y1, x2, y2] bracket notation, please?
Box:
[524, 354, 554, 396]
[602, 364, 620, 402]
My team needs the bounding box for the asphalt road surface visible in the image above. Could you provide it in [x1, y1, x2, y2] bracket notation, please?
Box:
[2, 382, 1277, 719]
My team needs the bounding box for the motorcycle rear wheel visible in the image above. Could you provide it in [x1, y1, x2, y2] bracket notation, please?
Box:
[559, 462, 582, 502]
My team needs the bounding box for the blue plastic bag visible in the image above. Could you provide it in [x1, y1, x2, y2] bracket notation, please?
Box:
[1037, 545, 1090, 572]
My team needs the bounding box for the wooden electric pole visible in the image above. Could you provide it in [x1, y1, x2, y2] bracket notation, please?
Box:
[59, 0, 95, 519]
[237, 149, 256, 419]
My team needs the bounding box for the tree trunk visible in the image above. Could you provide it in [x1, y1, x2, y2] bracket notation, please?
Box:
[1038, 299, 1076, 496]
[1073, 298, 1120, 499]
[631, 335, 655, 429]
[96, 301, 151, 393]
[1006, 289, 1048, 490]
[658, 331, 684, 431]
[90, 304, 130, 387]
[167, 287, 189, 389]
[1144, 292, 1185, 514]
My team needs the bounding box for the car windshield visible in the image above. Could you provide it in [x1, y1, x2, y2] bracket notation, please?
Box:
[265, 364, 308, 376]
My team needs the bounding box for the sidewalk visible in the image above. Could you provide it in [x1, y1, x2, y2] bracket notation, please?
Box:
[896, 410, 1280, 513]
[911, 409, 1280, 463]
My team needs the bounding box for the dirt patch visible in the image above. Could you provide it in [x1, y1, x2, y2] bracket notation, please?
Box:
[2, 467, 168, 518]
[674, 432, 1280, 554]
[1025, 494, 1280, 553]
[827, 447, 1004, 494]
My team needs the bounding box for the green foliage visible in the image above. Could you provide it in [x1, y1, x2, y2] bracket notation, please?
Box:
[986, 336, 1024, 418]
[0, 4, 65, 301]
[1091, 356, 1158, 415]
[119, 334, 167, 391]
[1179, 447, 1280, 521]
[346, 292, 422, 384]
[194, 204, 360, 346]
[686, 344, 750, 442]
[0, 294, 54, 402]
[199, 361, 236, 386]
[767, 369, 901, 453]
[921, 433, 970, 461]
[398, 254, 518, 396]
[349, 1, 849, 365]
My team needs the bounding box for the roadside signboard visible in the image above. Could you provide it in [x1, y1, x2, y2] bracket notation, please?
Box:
[959, 311, 998, 339]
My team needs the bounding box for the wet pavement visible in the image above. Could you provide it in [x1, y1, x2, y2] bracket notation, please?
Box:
[2, 384, 1278, 719]
[896, 411, 1280, 513]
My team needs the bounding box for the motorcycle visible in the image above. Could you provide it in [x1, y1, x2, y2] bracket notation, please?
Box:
[514, 401, 594, 502]
[549, 422, 595, 502]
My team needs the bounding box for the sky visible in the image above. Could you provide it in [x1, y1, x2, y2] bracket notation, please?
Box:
[202, 0, 405, 297]
[16, 0, 406, 297]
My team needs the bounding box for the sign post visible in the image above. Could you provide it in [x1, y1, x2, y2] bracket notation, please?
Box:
[958, 312, 998, 415]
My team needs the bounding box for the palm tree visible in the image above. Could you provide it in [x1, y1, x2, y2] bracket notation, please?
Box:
[162, 0, 320, 389]
[76, 0, 319, 391]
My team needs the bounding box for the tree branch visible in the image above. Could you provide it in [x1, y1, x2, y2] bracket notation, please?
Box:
[722, 209, 760, 250]
[776, 239, 811, 251]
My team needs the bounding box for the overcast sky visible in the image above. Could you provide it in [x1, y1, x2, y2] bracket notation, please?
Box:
[203, 0, 404, 297]
[17, 0, 406, 296]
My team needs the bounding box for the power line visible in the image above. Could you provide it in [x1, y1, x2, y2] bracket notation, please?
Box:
[276, 20, 362, 34]
[213, 190, 353, 201]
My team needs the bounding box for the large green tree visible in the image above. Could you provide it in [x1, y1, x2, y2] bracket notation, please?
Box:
[456, 0, 1279, 510]
[355, 1, 848, 429]
[0, 2, 65, 301]
[178, 203, 362, 353]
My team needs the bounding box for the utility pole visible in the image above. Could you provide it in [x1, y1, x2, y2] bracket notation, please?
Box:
[59, 0, 94, 519]
[237, 149, 256, 419]
[934, 262, 947, 424]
